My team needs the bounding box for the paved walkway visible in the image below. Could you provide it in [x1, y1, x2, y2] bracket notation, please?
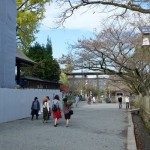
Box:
[0, 102, 133, 150]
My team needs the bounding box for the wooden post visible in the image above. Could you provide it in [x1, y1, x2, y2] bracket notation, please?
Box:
[16, 62, 21, 85]
[97, 74, 101, 103]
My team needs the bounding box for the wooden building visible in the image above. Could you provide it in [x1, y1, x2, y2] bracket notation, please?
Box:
[20, 76, 60, 89]
[16, 48, 35, 85]
[16, 49, 60, 89]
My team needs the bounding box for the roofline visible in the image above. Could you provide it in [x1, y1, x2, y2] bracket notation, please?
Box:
[16, 58, 35, 65]
[16, 48, 36, 65]
[65, 72, 105, 76]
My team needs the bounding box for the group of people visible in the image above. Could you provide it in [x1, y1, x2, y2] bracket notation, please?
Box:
[87, 96, 96, 104]
[118, 95, 130, 109]
[31, 95, 74, 127]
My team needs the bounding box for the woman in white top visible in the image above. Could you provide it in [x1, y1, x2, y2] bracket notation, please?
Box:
[125, 96, 130, 109]
[42, 97, 49, 123]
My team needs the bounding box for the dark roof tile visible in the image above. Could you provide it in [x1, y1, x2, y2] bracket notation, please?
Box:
[16, 49, 35, 65]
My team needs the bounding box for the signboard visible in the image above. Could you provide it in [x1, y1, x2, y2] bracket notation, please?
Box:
[142, 37, 150, 46]
[140, 26, 150, 34]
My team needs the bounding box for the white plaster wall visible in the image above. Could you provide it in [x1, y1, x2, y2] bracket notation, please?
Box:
[0, 88, 62, 123]
[0, 0, 16, 88]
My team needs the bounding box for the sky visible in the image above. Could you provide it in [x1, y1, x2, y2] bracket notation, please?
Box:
[35, 2, 146, 60]
[35, 2, 117, 59]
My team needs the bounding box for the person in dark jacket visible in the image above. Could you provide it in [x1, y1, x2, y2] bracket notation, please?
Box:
[63, 98, 73, 127]
[118, 96, 122, 109]
[31, 97, 40, 120]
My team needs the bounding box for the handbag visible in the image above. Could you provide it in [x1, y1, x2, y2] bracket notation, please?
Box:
[69, 110, 73, 115]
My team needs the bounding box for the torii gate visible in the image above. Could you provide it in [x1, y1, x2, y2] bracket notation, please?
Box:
[0, 0, 16, 88]
[65, 72, 108, 88]
[65, 72, 127, 103]
[65, 72, 108, 102]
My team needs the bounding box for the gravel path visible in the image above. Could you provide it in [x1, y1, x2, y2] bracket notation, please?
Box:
[0, 102, 128, 150]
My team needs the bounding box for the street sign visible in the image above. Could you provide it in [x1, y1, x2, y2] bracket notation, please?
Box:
[140, 26, 150, 34]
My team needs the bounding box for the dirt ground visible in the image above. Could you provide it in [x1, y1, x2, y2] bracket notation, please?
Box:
[132, 113, 150, 150]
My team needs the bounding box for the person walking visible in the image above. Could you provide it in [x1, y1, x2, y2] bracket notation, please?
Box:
[125, 96, 130, 109]
[63, 98, 73, 127]
[92, 96, 96, 103]
[87, 96, 92, 104]
[75, 95, 80, 107]
[45, 96, 51, 120]
[52, 95, 62, 127]
[42, 97, 49, 123]
[118, 96, 122, 109]
[31, 97, 40, 120]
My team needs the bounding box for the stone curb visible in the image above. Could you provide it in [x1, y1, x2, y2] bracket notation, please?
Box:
[127, 111, 137, 150]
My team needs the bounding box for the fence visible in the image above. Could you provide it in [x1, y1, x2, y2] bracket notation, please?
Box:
[134, 95, 150, 115]
[0, 88, 62, 123]
[134, 95, 150, 129]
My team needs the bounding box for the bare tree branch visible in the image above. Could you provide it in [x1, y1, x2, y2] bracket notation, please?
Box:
[59, 21, 150, 96]
[55, 0, 150, 25]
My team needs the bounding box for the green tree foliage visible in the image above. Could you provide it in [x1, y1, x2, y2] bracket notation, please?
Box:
[16, 0, 51, 49]
[22, 38, 61, 81]
[60, 72, 68, 85]
[59, 53, 74, 73]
